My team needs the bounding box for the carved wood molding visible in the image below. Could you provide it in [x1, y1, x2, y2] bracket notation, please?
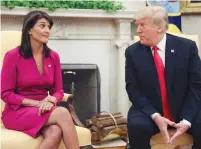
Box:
[181, 0, 201, 14]
[115, 40, 133, 49]
[1, 15, 23, 21]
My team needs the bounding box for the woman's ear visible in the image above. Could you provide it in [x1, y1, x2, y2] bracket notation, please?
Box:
[28, 29, 32, 35]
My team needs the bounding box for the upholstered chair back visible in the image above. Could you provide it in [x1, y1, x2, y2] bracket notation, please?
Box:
[0, 31, 22, 115]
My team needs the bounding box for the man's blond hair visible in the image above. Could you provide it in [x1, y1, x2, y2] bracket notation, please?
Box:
[136, 6, 168, 32]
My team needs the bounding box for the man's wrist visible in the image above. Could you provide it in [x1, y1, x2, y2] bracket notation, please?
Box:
[181, 119, 191, 128]
[151, 113, 160, 120]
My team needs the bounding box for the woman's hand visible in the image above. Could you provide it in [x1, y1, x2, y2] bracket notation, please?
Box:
[37, 101, 54, 116]
[43, 95, 58, 106]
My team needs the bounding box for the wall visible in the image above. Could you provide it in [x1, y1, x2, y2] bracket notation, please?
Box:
[182, 15, 201, 54]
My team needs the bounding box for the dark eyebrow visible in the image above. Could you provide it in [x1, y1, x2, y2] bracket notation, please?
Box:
[38, 22, 50, 26]
[38, 21, 48, 24]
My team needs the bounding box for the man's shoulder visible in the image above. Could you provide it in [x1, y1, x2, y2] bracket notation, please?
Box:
[126, 41, 144, 54]
[167, 33, 194, 45]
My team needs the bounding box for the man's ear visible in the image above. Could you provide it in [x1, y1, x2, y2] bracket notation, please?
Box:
[158, 27, 163, 33]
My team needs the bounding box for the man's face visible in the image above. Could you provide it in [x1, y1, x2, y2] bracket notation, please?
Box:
[135, 16, 159, 46]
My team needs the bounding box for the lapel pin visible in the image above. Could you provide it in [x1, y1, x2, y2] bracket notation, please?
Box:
[171, 49, 175, 53]
[48, 64, 51, 67]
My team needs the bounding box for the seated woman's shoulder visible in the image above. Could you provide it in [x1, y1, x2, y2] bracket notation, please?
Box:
[49, 49, 60, 58]
[50, 49, 58, 55]
[5, 46, 20, 57]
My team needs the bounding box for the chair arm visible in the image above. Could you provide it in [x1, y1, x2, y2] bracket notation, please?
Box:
[62, 93, 85, 127]
[62, 93, 73, 102]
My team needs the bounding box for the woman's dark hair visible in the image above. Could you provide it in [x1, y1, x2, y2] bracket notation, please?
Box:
[19, 10, 53, 58]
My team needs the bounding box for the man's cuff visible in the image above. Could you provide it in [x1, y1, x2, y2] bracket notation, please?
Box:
[151, 113, 160, 120]
[181, 119, 191, 128]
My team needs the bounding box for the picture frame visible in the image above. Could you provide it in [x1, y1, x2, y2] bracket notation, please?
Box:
[181, 0, 201, 13]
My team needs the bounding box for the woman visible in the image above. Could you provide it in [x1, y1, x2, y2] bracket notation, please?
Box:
[1, 10, 79, 149]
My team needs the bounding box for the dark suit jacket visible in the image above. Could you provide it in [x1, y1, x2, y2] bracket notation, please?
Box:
[125, 33, 201, 123]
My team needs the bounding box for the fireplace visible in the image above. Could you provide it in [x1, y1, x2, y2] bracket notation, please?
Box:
[61, 64, 100, 123]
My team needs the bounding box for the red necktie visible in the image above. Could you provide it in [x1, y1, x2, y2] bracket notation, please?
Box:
[153, 46, 173, 121]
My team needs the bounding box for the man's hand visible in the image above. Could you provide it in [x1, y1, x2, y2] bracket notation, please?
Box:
[153, 115, 176, 144]
[169, 121, 190, 144]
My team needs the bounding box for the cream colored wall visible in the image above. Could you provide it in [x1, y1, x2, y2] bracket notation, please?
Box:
[182, 15, 201, 56]
[122, 0, 146, 11]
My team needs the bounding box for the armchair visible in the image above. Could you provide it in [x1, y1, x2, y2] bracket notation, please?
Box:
[0, 31, 92, 149]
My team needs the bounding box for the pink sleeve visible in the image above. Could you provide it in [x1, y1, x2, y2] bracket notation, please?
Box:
[49, 52, 64, 102]
[1, 50, 24, 110]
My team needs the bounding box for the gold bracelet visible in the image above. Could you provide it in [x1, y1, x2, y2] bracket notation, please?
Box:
[48, 100, 57, 106]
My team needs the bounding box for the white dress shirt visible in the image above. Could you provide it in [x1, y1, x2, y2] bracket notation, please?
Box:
[150, 34, 191, 127]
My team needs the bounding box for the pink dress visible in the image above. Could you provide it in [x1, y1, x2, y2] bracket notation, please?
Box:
[1, 47, 64, 137]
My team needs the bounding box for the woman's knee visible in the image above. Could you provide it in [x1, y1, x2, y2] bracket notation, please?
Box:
[54, 107, 72, 121]
[45, 107, 73, 126]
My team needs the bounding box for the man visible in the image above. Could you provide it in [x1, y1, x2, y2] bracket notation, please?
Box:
[125, 6, 201, 149]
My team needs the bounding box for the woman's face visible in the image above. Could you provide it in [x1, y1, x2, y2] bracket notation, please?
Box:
[29, 18, 51, 44]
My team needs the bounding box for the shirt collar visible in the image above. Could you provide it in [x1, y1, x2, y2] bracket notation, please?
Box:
[151, 33, 166, 51]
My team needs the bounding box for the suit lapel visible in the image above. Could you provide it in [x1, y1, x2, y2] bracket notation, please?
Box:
[142, 45, 161, 96]
[165, 34, 176, 92]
